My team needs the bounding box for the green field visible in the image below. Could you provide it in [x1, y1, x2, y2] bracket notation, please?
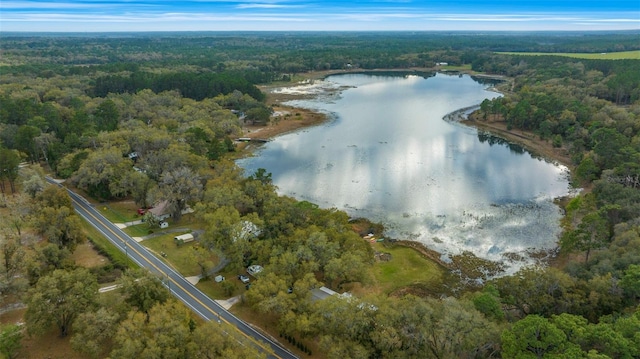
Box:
[98, 201, 140, 223]
[141, 233, 219, 277]
[440, 64, 473, 71]
[370, 242, 445, 294]
[498, 50, 640, 60]
[79, 219, 135, 269]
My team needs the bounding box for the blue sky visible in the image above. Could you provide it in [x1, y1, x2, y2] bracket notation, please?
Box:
[1, 0, 639, 32]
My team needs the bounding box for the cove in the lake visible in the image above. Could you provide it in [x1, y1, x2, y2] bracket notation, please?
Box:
[237, 73, 573, 276]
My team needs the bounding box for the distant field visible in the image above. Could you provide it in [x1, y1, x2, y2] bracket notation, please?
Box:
[498, 50, 640, 60]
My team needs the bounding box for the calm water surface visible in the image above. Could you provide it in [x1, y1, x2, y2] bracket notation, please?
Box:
[238, 73, 572, 275]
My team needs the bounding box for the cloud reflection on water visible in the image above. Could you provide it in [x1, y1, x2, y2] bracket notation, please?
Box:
[238, 73, 571, 276]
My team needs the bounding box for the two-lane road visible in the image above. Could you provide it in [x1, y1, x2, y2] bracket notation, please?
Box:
[46, 177, 297, 359]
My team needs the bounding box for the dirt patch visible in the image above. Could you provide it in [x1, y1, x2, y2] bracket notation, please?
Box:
[242, 105, 327, 141]
[374, 252, 392, 262]
[19, 328, 87, 359]
[71, 240, 109, 268]
[0, 306, 25, 324]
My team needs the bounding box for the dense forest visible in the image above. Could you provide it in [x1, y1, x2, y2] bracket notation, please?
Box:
[1, 32, 639, 358]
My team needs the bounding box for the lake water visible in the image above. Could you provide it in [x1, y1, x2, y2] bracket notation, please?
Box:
[238, 73, 572, 276]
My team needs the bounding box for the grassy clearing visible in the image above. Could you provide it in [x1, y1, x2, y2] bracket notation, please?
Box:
[122, 223, 151, 237]
[70, 240, 109, 268]
[196, 276, 244, 299]
[140, 234, 219, 277]
[497, 50, 640, 60]
[97, 200, 140, 223]
[369, 242, 444, 295]
[79, 218, 134, 269]
[440, 64, 473, 71]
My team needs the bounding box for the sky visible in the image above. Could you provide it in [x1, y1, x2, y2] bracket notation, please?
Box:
[1, 0, 639, 32]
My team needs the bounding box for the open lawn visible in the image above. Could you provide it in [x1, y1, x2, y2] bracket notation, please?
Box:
[196, 276, 244, 299]
[370, 242, 445, 295]
[122, 223, 152, 237]
[97, 200, 141, 223]
[497, 50, 640, 60]
[70, 240, 109, 268]
[439, 64, 472, 71]
[140, 234, 219, 277]
[79, 218, 133, 268]
[0, 308, 86, 359]
[372, 243, 445, 294]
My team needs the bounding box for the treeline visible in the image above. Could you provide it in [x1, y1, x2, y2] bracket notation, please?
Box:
[468, 46, 640, 357]
[473, 55, 640, 105]
[2, 31, 639, 73]
[94, 71, 266, 101]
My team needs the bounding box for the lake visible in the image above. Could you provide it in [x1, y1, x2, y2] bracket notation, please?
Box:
[237, 72, 572, 276]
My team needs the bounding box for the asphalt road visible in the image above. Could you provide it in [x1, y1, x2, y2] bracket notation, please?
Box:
[46, 177, 298, 359]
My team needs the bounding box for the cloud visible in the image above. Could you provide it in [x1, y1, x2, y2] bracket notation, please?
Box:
[0, 1, 112, 9]
[1, 0, 638, 31]
[235, 4, 306, 9]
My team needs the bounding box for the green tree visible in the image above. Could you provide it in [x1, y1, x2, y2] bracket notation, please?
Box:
[421, 297, 501, 359]
[15, 125, 40, 163]
[94, 99, 120, 132]
[120, 170, 156, 209]
[188, 320, 267, 359]
[35, 184, 73, 209]
[119, 269, 169, 319]
[70, 308, 119, 359]
[244, 105, 273, 125]
[245, 272, 295, 316]
[24, 268, 98, 337]
[620, 264, 640, 300]
[562, 211, 609, 263]
[471, 284, 505, 321]
[592, 127, 630, 169]
[501, 315, 579, 358]
[20, 167, 45, 198]
[200, 206, 240, 250]
[584, 313, 640, 359]
[190, 245, 215, 279]
[109, 300, 191, 359]
[576, 148, 600, 179]
[33, 205, 85, 250]
[153, 166, 203, 221]
[0, 146, 20, 194]
[73, 147, 133, 199]
[0, 236, 27, 296]
[325, 252, 368, 289]
[0, 324, 23, 359]
[36, 242, 73, 273]
[494, 267, 582, 317]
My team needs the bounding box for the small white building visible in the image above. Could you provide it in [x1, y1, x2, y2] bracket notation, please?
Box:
[174, 233, 194, 245]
